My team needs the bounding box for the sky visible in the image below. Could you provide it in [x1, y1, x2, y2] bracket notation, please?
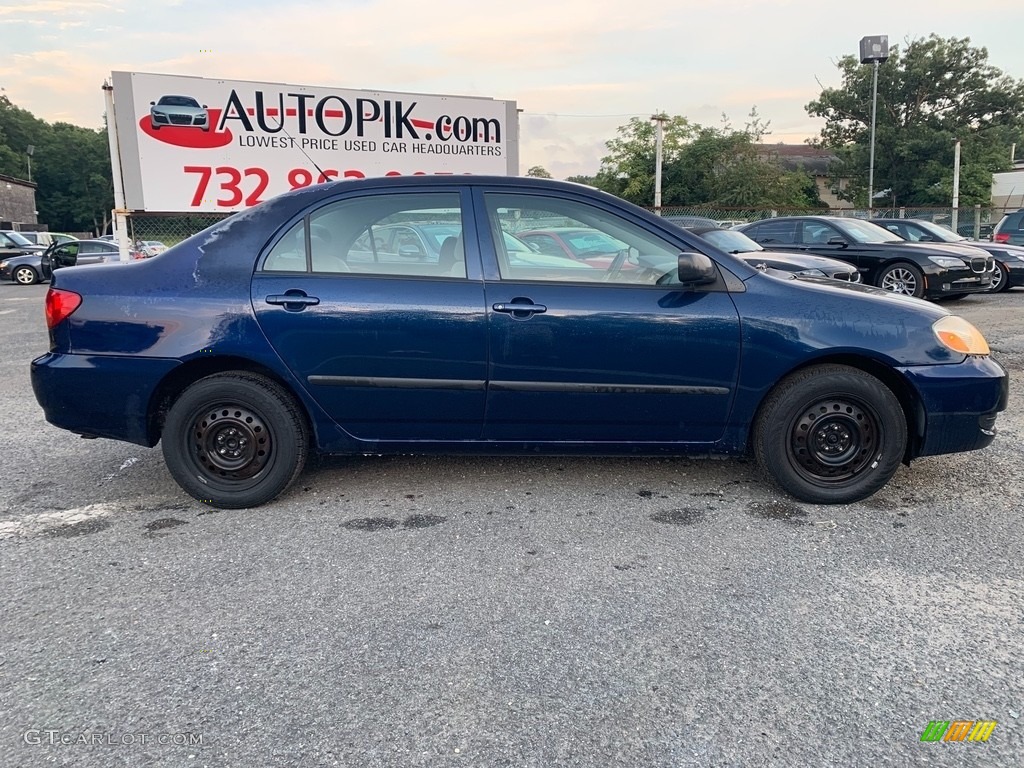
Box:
[3, 0, 1024, 179]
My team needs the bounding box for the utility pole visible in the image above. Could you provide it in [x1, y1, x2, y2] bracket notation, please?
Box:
[651, 113, 667, 216]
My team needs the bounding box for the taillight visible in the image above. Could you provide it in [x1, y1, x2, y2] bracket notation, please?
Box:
[993, 232, 1010, 243]
[45, 288, 82, 328]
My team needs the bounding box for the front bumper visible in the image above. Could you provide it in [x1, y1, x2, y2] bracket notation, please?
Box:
[921, 264, 994, 297]
[900, 355, 1009, 458]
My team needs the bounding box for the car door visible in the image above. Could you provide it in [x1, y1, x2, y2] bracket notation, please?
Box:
[475, 189, 742, 443]
[76, 242, 111, 266]
[251, 188, 489, 441]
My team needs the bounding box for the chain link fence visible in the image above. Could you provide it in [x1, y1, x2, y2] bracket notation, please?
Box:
[122, 212, 232, 251]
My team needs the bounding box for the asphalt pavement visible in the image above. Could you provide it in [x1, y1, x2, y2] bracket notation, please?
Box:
[1, 282, 1021, 767]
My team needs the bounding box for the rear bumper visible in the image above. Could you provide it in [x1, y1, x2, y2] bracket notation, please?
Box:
[31, 352, 179, 447]
[899, 356, 1009, 457]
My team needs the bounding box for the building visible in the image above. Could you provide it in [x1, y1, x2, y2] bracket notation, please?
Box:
[0, 173, 39, 229]
[991, 162, 1024, 210]
[757, 144, 851, 209]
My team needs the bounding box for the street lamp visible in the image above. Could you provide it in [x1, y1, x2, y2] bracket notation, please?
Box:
[859, 35, 889, 213]
[651, 113, 667, 216]
[26, 144, 34, 183]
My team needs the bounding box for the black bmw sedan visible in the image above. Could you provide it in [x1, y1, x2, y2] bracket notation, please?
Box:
[739, 216, 995, 299]
[870, 217, 1024, 293]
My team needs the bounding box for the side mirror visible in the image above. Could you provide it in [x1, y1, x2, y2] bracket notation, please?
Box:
[150, 101, 156, 106]
[826, 236, 847, 246]
[676, 252, 717, 285]
[919, 235, 935, 242]
[398, 244, 423, 258]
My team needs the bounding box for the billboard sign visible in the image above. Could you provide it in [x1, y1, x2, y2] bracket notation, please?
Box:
[110, 71, 519, 213]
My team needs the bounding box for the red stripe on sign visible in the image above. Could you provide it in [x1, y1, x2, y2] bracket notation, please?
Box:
[412, 118, 434, 130]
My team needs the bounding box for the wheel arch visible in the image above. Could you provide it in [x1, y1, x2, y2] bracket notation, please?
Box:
[748, 353, 924, 463]
[147, 355, 313, 445]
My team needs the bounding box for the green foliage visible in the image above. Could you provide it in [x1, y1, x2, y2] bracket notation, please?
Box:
[525, 165, 553, 178]
[807, 35, 1024, 206]
[0, 94, 113, 233]
[591, 109, 824, 208]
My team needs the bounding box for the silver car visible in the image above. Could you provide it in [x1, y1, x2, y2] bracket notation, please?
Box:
[150, 95, 210, 131]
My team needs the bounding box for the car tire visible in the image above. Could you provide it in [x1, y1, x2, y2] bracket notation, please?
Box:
[987, 264, 1008, 293]
[877, 262, 925, 298]
[13, 266, 39, 285]
[753, 364, 907, 505]
[162, 372, 308, 508]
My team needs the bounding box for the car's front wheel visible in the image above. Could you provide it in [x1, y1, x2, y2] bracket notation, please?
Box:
[13, 266, 38, 285]
[162, 372, 308, 508]
[753, 365, 907, 504]
[877, 262, 925, 298]
[988, 263, 1008, 293]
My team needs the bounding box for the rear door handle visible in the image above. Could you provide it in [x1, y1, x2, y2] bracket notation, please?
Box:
[266, 292, 320, 309]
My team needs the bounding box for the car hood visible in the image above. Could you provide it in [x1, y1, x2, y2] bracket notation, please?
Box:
[741, 251, 853, 270]
[879, 241, 990, 260]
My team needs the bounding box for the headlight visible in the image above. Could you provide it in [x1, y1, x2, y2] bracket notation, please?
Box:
[0, 261, 8, 269]
[795, 268, 827, 277]
[928, 255, 966, 268]
[933, 316, 990, 356]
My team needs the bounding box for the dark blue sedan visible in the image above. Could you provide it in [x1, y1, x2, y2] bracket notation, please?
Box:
[31, 176, 1008, 508]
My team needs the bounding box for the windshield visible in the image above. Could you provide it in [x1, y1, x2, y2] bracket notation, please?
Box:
[912, 220, 963, 242]
[159, 95, 200, 108]
[700, 229, 763, 253]
[836, 218, 903, 244]
[4, 231, 33, 247]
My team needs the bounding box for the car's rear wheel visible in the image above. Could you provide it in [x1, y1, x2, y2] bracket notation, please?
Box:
[753, 365, 907, 504]
[162, 372, 308, 508]
[13, 266, 38, 285]
[877, 262, 925, 297]
[988, 263, 1008, 293]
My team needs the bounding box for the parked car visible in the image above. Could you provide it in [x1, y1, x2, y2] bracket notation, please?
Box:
[684, 226, 860, 282]
[31, 176, 1006, 510]
[870, 218, 1024, 293]
[0, 251, 47, 284]
[992, 209, 1024, 247]
[134, 240, 169, 259]
[150, 94, 210, 131]
[662, 214, 722, 229]
[517, 227, 627, 263]
[40, 239, 121, 280]
[738, 216, 995, 299]
[1, 230, 46, 257]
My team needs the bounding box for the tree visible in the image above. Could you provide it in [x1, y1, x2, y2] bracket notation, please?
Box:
[525, 165, 552, 178]
[807, 35, 1024, 206]
[0, 94, 113, 233]
[593, 110, 823, 208]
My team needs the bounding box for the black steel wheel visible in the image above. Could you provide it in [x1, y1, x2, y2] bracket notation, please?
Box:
[877, 262, 925, 298]
[162, 372, 308, 508]
[753, 365, 907, 504]
[13, 266, 38, 285]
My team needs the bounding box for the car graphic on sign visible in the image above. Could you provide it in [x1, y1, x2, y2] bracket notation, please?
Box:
[149, 95, 210, 131]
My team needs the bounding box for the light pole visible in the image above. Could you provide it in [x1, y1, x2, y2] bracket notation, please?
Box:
[651, 113, 667, 216]
[26, 144, 34, 183]
[951, 138, 961, 233]
[859, 36, 889, 213]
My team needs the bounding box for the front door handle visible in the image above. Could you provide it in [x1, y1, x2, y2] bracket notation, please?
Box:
[266, 291, 320, 310]
[492, 301, 547, 318]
